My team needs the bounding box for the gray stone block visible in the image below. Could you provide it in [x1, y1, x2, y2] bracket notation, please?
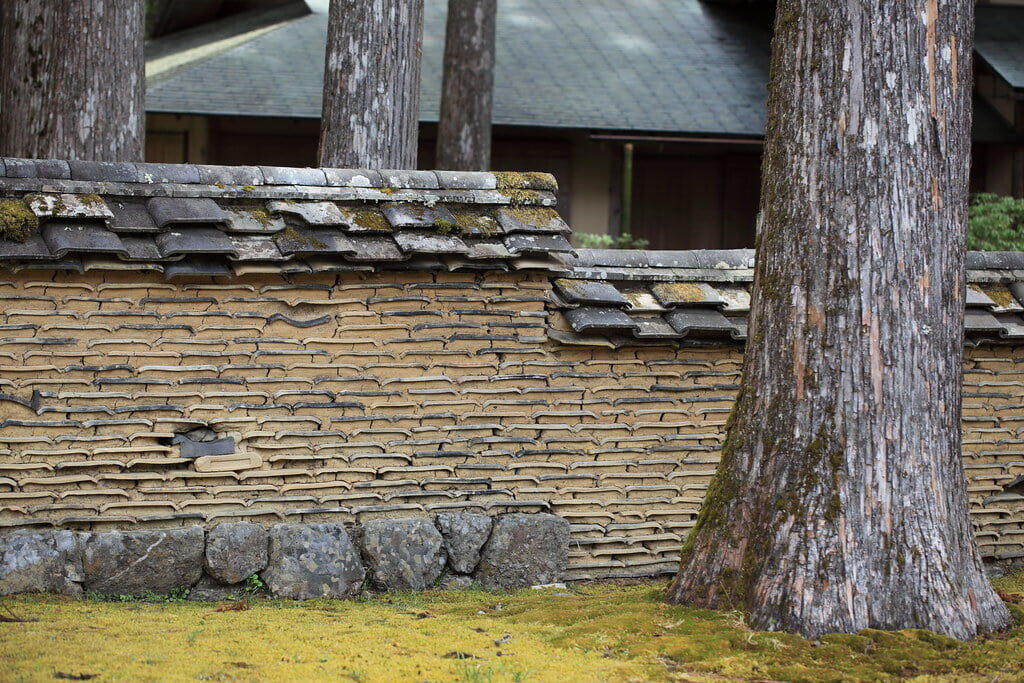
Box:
[0, 530, 83, 596]
[187, 574, 248, 602]
[361, 517, 446, 591]
[205, 523, 268, 585]
[82, 527, 204, 596]
[263, 524, 364, 599]
[436, 513, 492, 574]
[474, 514, 570, 589]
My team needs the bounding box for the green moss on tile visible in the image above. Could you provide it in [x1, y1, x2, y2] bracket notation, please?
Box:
[273, 225, 327, 249]
[494, 171, 557, 192]
[350, 208, 391, 232]
[0, 198, 40, 242]
[502, 206, 557, 227]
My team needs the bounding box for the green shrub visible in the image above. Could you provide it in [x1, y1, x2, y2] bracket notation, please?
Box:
[967, 193, 1024, 251]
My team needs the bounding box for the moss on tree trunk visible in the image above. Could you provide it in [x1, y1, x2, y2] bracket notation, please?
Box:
[667, 0, 1011, 640]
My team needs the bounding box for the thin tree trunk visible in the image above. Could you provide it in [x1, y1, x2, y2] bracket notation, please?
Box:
[0, 0, 145, 161]
[667, 0, 1011, 640]
[318, 0, 424, 169]
[436, 0, 496, 171]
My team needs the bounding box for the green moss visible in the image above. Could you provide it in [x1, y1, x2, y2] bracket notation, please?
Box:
[502, 206, 557, 226]
[350, 208, 391, 232]
[379, 187, 396, 196]
[494, 171, 557, 192]
[241, 184, 256, 192]
[7, 575, 1023, 682]
[497, 188, 536, 206]
[77, 193, 104, 208]
[273, 225, 327, 249]
[0, 198, 40, 242]
[450, 208, 501, 236]
[433, 219, 460, 235]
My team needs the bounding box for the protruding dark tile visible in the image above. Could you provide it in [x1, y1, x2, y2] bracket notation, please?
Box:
[964, 309, 1005, 334]
[564, 307, 638, 332]
[382, 204, 457, 229]
[147, 197, 228, 228]
[664, 308, 743, 337]
[966, 285, 998, 309]
[0, 234, 51, 260]
[106, 199, 160, 233]
[345, 234, 406, 261]
[156, 227, 238, 258]
[554, 278, 629, 306]
[163, 259, 232, 279]
[42, 222, 128, 258]
[272, 227, 356, 256]
[631, 318, 680, 338]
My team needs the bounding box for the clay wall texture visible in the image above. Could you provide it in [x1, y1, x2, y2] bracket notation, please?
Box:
[1, 269, 1020, 578]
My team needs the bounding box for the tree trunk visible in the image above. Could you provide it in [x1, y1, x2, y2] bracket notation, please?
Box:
[667, 0, 1011, 640]
[0, 0, 145, 161]
[318, 0, 424, 169]
[436, 0, 496, 171]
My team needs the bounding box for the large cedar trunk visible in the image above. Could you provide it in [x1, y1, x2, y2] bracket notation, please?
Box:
[667, 0, 1011, 639]
[0, 0, 145, 161]
[436, 0, 496, 171]
[318, 0, 424, 169]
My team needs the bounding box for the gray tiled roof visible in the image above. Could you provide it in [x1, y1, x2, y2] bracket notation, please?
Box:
[551, 249, 1024, 346]
[0, 159, 571, 276]
[146, 0, 772, 136]
[977, 6, 1024, 89]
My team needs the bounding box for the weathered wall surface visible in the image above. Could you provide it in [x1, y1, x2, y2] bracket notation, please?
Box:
[0, 269, 1020, 579]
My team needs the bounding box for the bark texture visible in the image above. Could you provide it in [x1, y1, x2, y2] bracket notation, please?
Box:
[318, 0, 424, 169]
[0, 0, 145, 161]
[667, 0, 1011, 640]
[436, 0, 496, 171]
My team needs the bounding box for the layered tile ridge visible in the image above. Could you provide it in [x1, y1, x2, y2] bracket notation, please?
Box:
[0, 159, 573, 276]
[550, 248, 1024, 346]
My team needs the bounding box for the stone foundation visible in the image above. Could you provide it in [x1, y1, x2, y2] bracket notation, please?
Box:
[0, 513, 569, 599]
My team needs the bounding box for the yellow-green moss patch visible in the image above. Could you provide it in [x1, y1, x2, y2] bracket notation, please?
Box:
[502, 206, 558, 227]
[348, 207, 391, 232]
[0, 198, 40, 242]
[3, 577, 1024, 682]
[494, 171, 558, 192]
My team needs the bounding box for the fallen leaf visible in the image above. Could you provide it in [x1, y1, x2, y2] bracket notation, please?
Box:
[213, 601, 250, 612]
[997, 589, 1021, 605]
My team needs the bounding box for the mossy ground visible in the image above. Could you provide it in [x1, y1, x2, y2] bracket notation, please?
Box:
[2, 575, 1023, 682]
